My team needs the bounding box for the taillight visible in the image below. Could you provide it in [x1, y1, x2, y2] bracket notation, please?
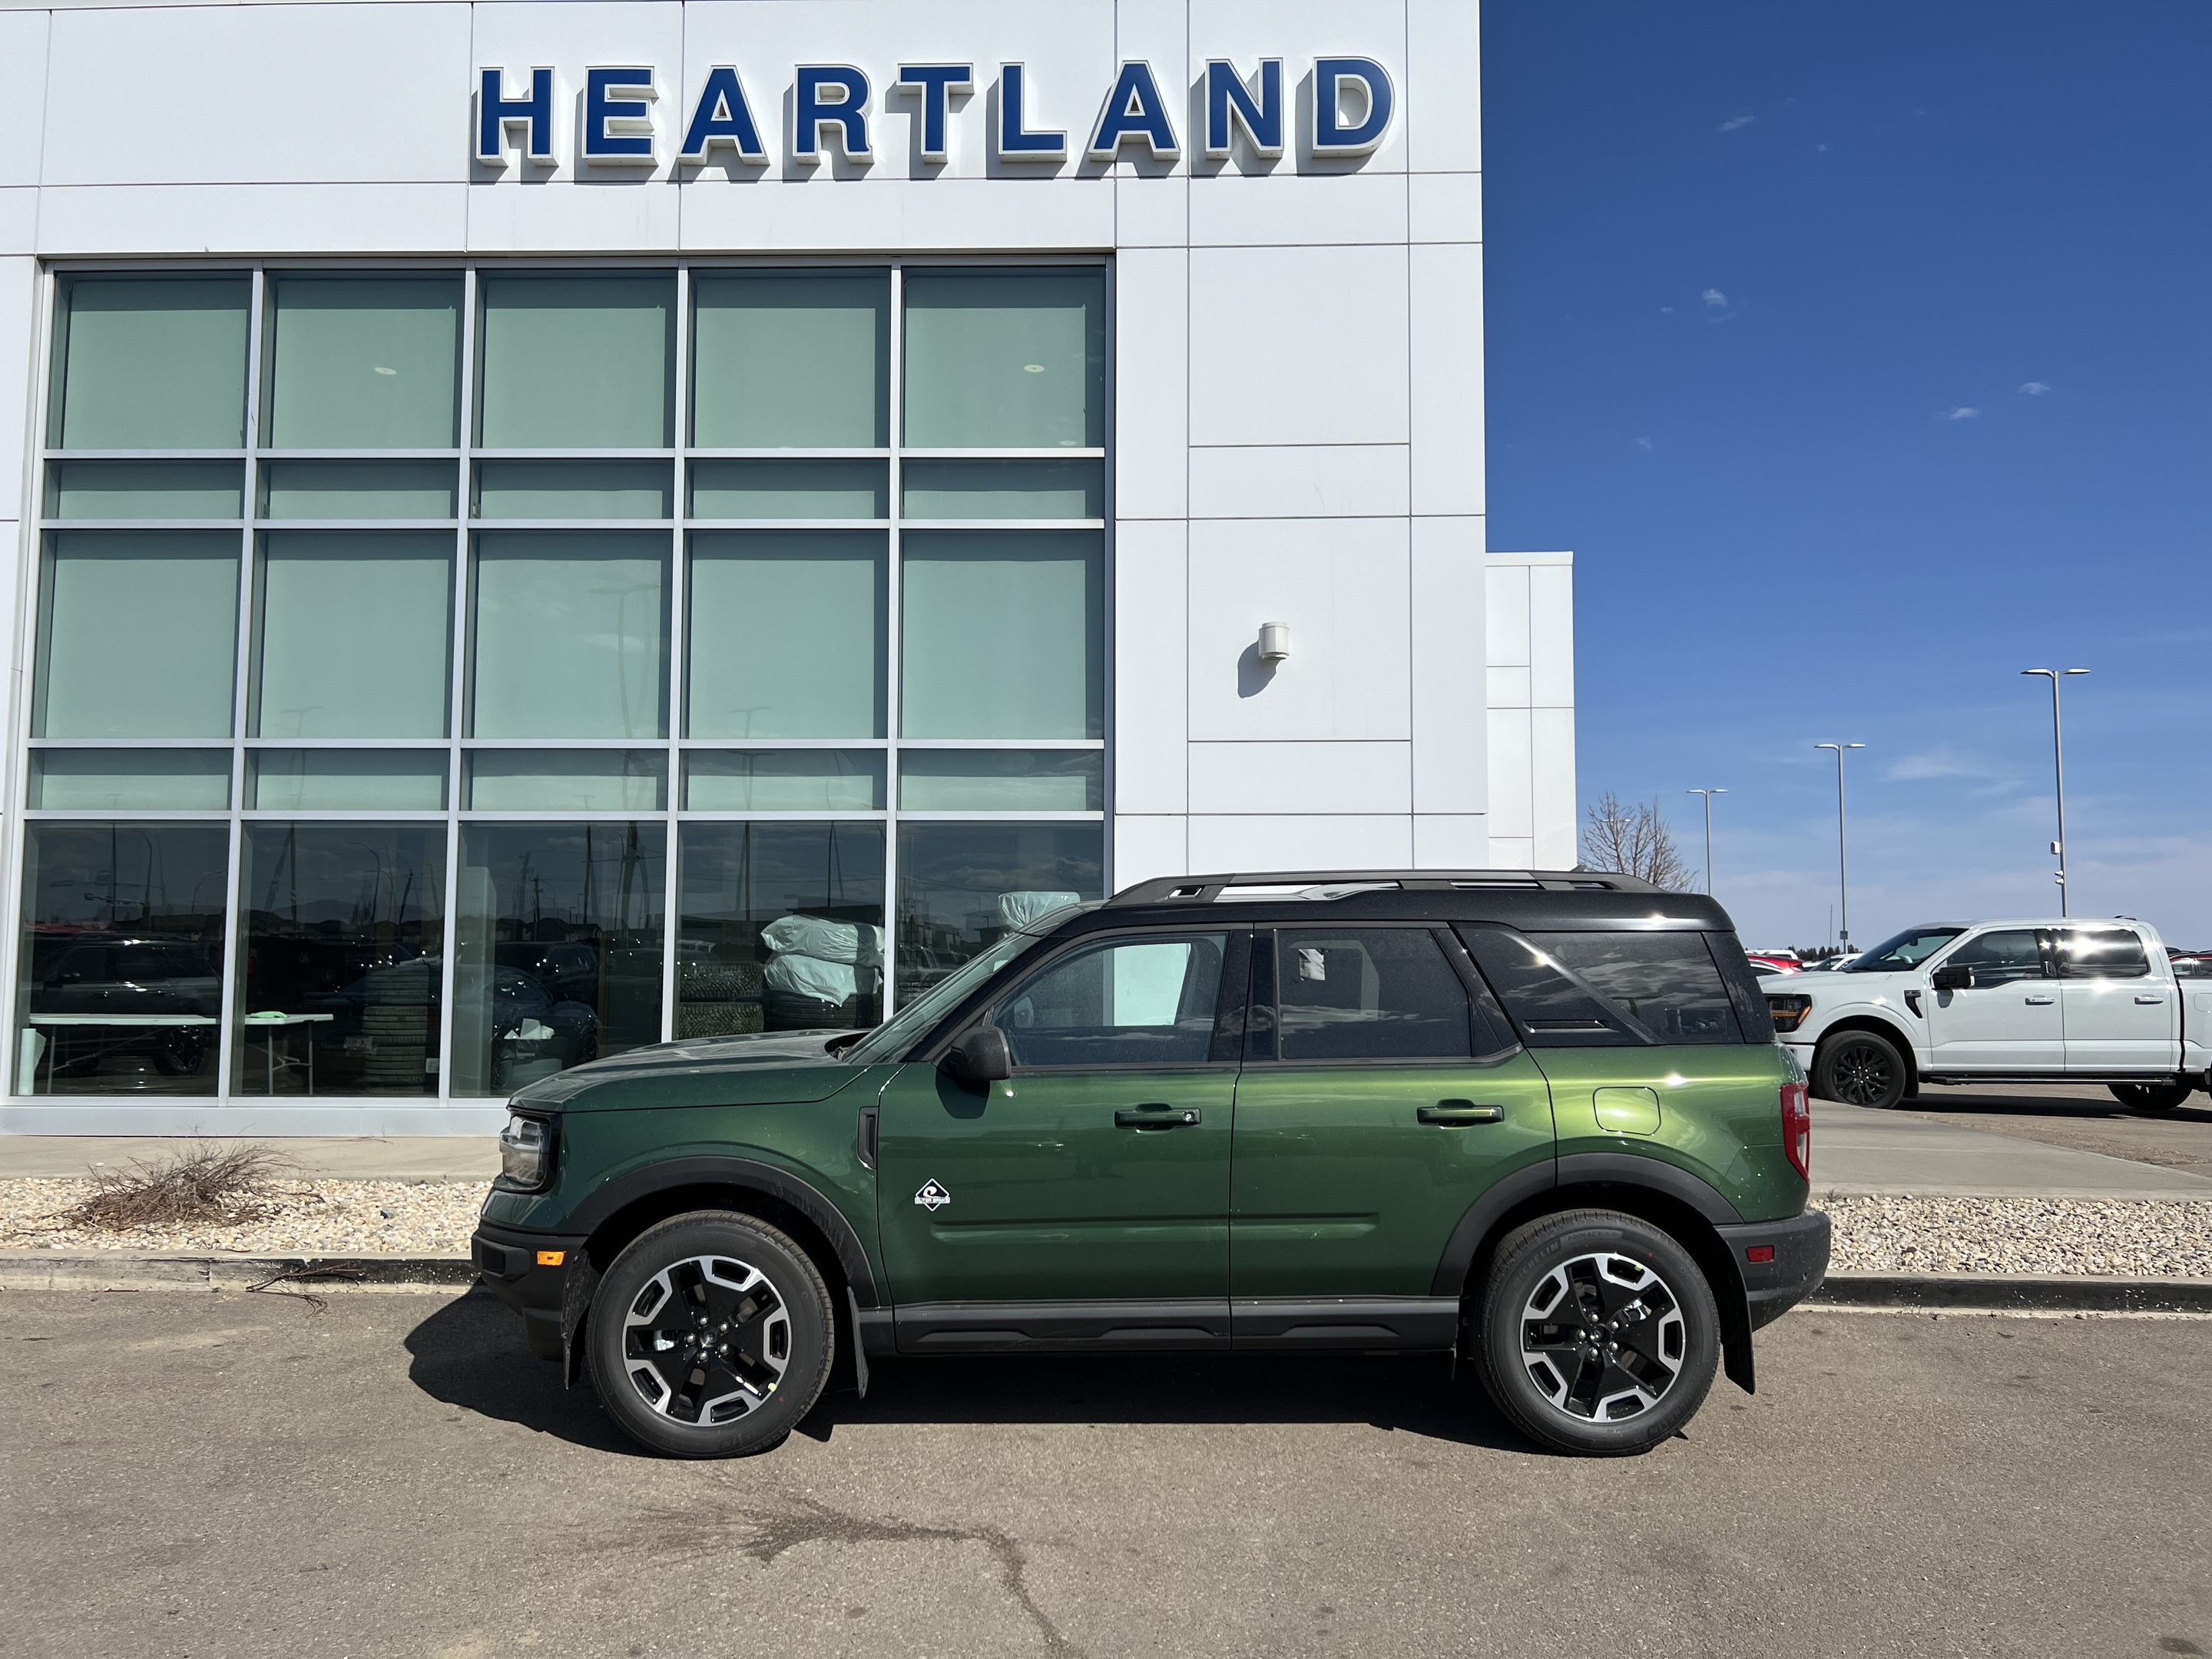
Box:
[1780, 1080, 1810, 1179]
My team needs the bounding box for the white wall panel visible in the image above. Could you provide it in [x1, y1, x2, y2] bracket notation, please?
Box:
[1529, 561, 1578, 709]
[1112, 518, 1188, 813]
[1188, 245, 1409, 446]
[1114, 247, 1189, 519]
[1487, 835, 1533, 869]
[0, 192, 32, 259]
[1114, 813, 1190, 889]
[679, 174, 1112, 252]
[1409, 171, 1482, 243]
[1410, 515, 1485, 813]
[40, 184, 469, 257]
[0, 11, 49, 190]
[1187, 516, 1409, 741]
[43, 5, 470, 186]
[0, 258, 35, 526]
[1531, 706, 1578, 868]
[1409, 241, 1483, 516]
[1486, 707, 1533, 839]
[1189, 0, 1409, 174]
[1406, 0, 1481, 174]
[468, 179, 680, 254]
[1487, 665, 1531, 708]
[1116, 176, 1189, 248]
[1189, 812, 1412, 872]
[1188, 740, 1410, 815]
[1485, 561, 1531, 667]
[1188, 444, 1407, 519]
[1189, 172, 1408, 247]
[1413, 813, 1487, 867]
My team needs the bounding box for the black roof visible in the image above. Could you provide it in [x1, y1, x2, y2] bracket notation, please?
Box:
[1088, 870, 1734, 933]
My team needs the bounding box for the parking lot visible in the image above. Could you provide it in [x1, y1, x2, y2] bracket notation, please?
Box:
[2, 1286, 2205, 1659]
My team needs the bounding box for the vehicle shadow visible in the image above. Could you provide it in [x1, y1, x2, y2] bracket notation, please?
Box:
[405, 1288, 1541, 1457]
[1902, 1088, 2212, 1124]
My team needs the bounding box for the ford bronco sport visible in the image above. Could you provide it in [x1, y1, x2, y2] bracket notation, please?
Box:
[473, 869, 1830, 1458]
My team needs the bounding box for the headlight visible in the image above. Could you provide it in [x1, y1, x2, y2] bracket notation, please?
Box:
[1767, 995, 1813, 1035]
[496, 1110, 557, 1191]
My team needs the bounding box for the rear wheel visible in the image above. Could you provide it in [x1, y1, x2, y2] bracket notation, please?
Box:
[1472, 1209, 1720, 1456]
[1814, 1029, 1909, 1109]
[2109, 1081, 2194, 1114]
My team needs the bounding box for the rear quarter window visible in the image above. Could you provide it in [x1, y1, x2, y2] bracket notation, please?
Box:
[1458, 925, 1750, 1046]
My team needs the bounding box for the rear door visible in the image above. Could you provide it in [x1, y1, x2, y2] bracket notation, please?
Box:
[2056, 926, 2174, 1072]
[1922, 929, 2062, 1071]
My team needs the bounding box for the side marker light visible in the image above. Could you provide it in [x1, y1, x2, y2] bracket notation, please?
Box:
[536, 1250, 566, 1267]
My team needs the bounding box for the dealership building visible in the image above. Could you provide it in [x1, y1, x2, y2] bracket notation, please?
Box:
[0, 0, 1575, 1133]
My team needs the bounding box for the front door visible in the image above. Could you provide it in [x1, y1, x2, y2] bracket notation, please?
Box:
[876, 929, 1243, 1321]
[1230, 926, 1555, 1304]
[2057, 926, 2174, 1072]
[1923, 929, 2062, 1071]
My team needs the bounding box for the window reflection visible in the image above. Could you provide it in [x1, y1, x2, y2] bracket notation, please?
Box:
[894, 823, 1102, 1004]
[679, 823, 884, 1036]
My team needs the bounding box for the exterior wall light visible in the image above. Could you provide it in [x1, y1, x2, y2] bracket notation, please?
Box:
[1257, 621, 1291, 664]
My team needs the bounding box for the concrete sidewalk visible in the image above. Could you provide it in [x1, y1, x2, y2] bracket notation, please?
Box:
[1810, 1100, 2212, 1199]
[0, 1135, 498, 1181]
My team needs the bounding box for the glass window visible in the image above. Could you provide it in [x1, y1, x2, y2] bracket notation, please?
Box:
[465, 750, 667, 812]
[2056, 929, 2151, 979]
[471, 531, 669, 739]
[901, 459, 1103, 519]
[29, 750, 231, 810]
[1845, 926, 1965, 972]
[260, 459, 459, 520]
[263, 274, 461, 449]
[15, 822, 229, 1096]
[452, 823, 665, 1094]
[234, 824, 445, 1096]
[477, 274, 674, 449]
[902, 270, 1104, 449]
[692, 270, 889, 448]
[1267, 928, 1477, 1061]
[53, 275, 248, 450]
[1942, 929, 2049, 985]
[678, 823, 885, 1035]
[247, 750, 447, 812]
[1457, 926, 1643, 1048]
[689, 459, 887, 519]
[253, 531, 452, 739]
[900, 531, 1101, 739]
[992, 933, 1227, 1068]
[684, 750, 884, 811]
[49, 460, 243, 520]
[895, 822, 1104, 1004]
[898, 750, 1101, 811]
[1528, 932, 1743, 1045]
[686, 531, 884, 739]
[35, 532, 239, 739]
[473, 459, 672, 519]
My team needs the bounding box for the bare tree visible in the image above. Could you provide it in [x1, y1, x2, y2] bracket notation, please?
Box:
[1580, 792, 1696, 891]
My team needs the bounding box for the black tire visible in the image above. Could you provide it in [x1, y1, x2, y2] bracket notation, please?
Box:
[2109, 1081, 2194, 1115]
[1472, 1208, 1721, 1456]
[1813, 1028, 1909, 1108]
[588, 1210, 834, 1459]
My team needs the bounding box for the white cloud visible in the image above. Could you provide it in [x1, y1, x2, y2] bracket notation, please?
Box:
[1631, 435, 1653, 450]
[1660, 305, 1675, 314]
[2019, 380, 2051, 395]
[1886, 746, 2010, 783]
[1939, 406, 1980, 421]
[1718, 114, 1756, 132]
[1702, 288, 1728, 307]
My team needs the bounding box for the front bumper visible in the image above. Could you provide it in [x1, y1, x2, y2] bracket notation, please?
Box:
[473, 1221, 587, 1363]
[1717, 1207, 1831, 1330]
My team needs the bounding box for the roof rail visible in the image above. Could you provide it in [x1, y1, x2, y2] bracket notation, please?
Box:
[1104, 869, 1661, 906]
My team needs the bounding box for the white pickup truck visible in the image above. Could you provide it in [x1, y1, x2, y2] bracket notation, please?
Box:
[1760, 918, 2209, 1113]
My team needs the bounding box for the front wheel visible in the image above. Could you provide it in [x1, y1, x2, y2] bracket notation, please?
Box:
[2110, 1081, 2194, 1114]
[588, 1210, 834, 1459]
[1814, 1029, 1909, 1108]
[1472, 1209, 1720, 1456]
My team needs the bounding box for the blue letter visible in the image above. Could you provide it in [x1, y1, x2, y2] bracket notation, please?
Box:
[995, 63, 1065, 161]
[1313, 57, 1394, 157]
[896, 64, 972, 163]
[582, 67, 657, 163]
[680, 65, 766, 161]
[1088, 61, 1179, 161]
[795, 65, 871, 160]
[477, 66, 553, 165]
[1204, 59, 1283, 159]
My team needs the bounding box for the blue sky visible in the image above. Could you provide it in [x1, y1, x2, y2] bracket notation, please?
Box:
[1482, 1, 2212, 950]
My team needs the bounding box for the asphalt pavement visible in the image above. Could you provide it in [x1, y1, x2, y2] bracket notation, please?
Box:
[2, 1285, 2205, 1658]
[1809, 1097, 2212, 1198]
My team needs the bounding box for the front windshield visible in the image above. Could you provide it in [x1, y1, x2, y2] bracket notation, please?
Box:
[1846, 926, 1965, 972]
[840, 929, 1047, 1065]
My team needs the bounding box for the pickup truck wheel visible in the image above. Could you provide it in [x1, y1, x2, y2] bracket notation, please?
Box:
[588, 1210, 834, 1459]
[1472, 1209, 1720, 1457]
[2109, 1081, 2194, 1114]
[1813, 1030, 1909, 1109]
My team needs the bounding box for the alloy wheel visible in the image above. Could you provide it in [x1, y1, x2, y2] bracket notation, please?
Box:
[1829, 1041, 1896, 1106]
[1520, 1253, 1686, 1422]
[621, 1254, 791, 1426]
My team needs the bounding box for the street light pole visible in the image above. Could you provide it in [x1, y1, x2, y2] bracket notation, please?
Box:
[2021, 668, 2090, 916]
[1814, 743, 1866, 951]
[1686, 789, 1727, 897]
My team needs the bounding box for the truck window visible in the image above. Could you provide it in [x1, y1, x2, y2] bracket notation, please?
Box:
[1846, 926, 1965, 972]
[1941, 929, 2048, 985]
[2056, 929, 2151, 979]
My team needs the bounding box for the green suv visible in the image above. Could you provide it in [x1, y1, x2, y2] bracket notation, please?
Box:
[473, 869, 1828, 1458]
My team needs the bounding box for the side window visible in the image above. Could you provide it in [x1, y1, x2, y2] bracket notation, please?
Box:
[1268, 928, 1482, 1061]
[1529, 932, 1743, 1045]
[992, 932, 1227, 1068]
[1705, 931, 1777, 1041]
[2056, 929, 2150, 979]
[1945, 929, 2048, 985]
[1457, 926, 1644, 1047]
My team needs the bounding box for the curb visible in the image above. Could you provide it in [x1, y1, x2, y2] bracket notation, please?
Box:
[1808, 1272, 2212, 1314]
[0, 1253, 476, 1293]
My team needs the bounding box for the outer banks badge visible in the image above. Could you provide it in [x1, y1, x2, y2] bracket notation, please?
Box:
[914, 1179, 952, 1211]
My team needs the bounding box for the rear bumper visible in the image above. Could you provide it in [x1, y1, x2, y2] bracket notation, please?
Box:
[1717, 1208, 1831, 1330]
[472, 1221, 586, 1363]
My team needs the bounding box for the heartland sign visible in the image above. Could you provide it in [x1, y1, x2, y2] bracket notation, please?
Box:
[475, 58, 1395, 170]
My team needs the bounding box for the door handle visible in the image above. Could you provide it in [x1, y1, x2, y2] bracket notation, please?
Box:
[1418, 1102, 1507, 1125]
[1114, 1106, 1200, 1129]
[2024, 995, 2055, 1005]
[2136, 995, 2165, 1005]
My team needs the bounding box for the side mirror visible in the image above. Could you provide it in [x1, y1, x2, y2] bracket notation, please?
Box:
[941, 1025, 1013, 1084]
[1930, 964, 1974, 992]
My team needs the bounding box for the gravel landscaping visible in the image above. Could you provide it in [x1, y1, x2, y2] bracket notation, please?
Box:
[0, 1177, 489, 1258]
